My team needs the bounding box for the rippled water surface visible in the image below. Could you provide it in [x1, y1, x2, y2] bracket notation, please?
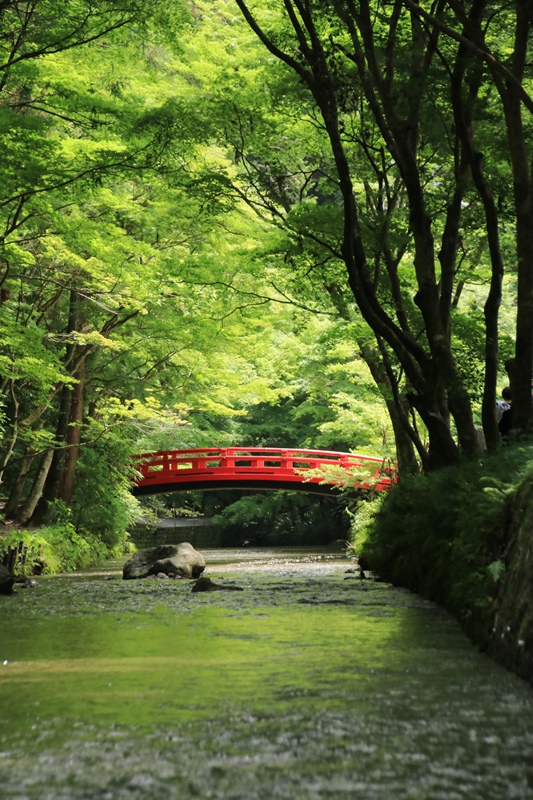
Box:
[1, 547, 532, 799]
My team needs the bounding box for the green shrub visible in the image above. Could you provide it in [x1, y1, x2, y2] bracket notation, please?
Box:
[212, 491, 350, 546]
[0, 529, 53, 575]
[358, 443, 533, 630]
[346, 494, 386, 557]
[0, 500, 132, 575]
[69, 439, 140, 549]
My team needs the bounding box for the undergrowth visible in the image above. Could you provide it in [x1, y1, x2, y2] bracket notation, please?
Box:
[355, 441, 533, 634]
[0, 501, 134, 575]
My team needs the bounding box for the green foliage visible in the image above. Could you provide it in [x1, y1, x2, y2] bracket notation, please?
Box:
[0, 529, 52, 575]
[0, 0, 529, 571]
[212, 491, 349, 547]
[487, 559, 505, 582]
[45, 499, 133, 566]
[0, 511, 119, 575]
[234, 316, 395, 456]
[359, 441, 533, 630]
[39, 522, 91, 573]
[70, 429, 140, 548]
[213, 0, 533, 466]
[346, 494, 386, 557]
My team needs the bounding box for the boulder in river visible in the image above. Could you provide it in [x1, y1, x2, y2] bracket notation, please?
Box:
[0, 564, 15, 595]
[122, 543, 205, 580]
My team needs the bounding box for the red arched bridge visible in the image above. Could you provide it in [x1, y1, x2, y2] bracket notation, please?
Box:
[132, 447, 396, 496]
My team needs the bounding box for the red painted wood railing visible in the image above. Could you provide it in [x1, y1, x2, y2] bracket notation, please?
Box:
[132, 447, 396, 494]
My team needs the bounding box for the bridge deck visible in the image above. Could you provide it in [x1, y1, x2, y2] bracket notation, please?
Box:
[132, 447, 396, 496]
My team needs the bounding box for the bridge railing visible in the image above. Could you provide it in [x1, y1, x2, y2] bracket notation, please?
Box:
[133, 447, 397, 492]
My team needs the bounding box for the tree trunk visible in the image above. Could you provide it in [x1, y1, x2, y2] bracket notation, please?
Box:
[235, 0, 483, 468]
[449, 18, 504, 451]
[359, 339, 420, 475]
[30, 290, 86, 523]
[56, 355, 86, 506]
[30, 382, 71, 525]
[499, 5, 533, 430]
[16, 448, 54, 526]
[407, 391, 461, 470]
[3, 448, 34, 518]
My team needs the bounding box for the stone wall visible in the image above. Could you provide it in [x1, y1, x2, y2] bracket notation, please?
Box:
[485, 478, 533, 685]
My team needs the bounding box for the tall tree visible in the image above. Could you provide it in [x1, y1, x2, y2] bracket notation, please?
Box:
[399, 0, 533, 430]
[226, 0, 533, 467]
[0, 0, 271, 521]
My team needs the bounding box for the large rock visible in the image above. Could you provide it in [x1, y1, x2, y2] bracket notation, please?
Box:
[122, 543, 205, 580]
[0, 564, 15, 595]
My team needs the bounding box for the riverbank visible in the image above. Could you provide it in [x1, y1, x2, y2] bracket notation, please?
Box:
[0, 519, 133, 577]
[483, 476, 533, 683]
[358, 444, 533, 688]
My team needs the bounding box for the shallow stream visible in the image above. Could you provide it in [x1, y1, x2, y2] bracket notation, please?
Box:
[1, 547, 532, 799]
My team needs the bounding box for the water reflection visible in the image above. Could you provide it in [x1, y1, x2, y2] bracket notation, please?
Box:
[0, 548, 532, 798]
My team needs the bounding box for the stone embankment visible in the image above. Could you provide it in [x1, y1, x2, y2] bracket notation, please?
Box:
[483, 478, 533, 685]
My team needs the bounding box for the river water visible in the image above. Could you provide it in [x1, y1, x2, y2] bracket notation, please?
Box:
[1, 547, 532, 799]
